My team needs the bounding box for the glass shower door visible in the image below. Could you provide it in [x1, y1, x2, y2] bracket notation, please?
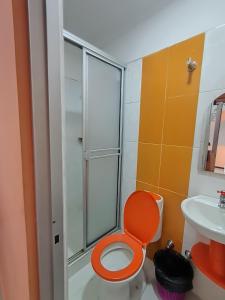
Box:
[63, 41, 123, 262]
[85, 52, 122, 246]
[64, 41, 84, 259]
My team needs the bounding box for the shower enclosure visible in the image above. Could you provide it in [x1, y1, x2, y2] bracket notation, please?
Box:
[63, 31, 124, 263]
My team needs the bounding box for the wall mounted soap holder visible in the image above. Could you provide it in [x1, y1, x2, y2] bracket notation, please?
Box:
[187, 57, 197, 72]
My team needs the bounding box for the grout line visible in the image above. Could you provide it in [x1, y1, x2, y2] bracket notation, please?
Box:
[124, 139, 138, 143]
[138, 141, 161, 146]
[124, 99, 140, 104]
[136, 179, 187, 198]
[157, 54, 169, 188]
[139, 141, 194, 149]
[136, 180, 159, 190]
[124, 141, 138, 144]
[167, 93, 198, 99]
[126, 57, 143, 65]
[161, 144, 193, 149]
[136, 179, 156, 186]
[158, 187, 187, 198]
[135, 66, 143, 184]
[199, 87, 225, 94]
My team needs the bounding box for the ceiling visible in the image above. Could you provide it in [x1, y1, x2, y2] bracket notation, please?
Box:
[63, 0, 173, 49]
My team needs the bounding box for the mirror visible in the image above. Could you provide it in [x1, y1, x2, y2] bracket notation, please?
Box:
[204, 93, 225, 174]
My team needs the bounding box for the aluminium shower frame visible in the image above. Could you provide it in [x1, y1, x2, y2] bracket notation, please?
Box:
[28, 1, 125, 300]
[64, 30, 125, 265]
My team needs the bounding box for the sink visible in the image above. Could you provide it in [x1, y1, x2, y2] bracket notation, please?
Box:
[181, 195, 225, 244]
[181, 195, 225, 289]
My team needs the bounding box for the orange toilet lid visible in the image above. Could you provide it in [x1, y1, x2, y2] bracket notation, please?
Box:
[124, 191, 160, 247]
[91, 233, 143, 282]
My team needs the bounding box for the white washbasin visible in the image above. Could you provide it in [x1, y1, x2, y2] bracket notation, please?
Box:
[181, 195, 225, 244]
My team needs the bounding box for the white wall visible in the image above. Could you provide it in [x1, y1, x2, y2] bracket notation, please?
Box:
[105, 0, 225, 63]
[121, 59, 142, 225]
[188, 24, 225, 199]
[182, 24, 225, 300]
[122, 23, 225, 299]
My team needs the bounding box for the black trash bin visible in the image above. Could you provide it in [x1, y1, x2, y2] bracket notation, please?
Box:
[153, 248, 194, 300]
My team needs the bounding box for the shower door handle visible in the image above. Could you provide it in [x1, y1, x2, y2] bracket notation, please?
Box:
[78, 137, 83, 143]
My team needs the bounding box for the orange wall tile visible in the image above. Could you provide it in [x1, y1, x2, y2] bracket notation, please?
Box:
[136, 181, 159, 194]
[167, 34, 204, 98]
[163, 95, 198, 147]
[158, 188, 186, 251]
[139, 49, 168, 144]
[136, 33, 205, 254]
[159, 145, 193, 195]
[137, 143, 161, 186]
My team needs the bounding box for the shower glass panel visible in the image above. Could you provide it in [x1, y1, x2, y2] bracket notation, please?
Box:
[87, 156, 119, 244]
[86, 55, 121, 149]
[63, 36, 123, 263]
[85, 53, 121, 245]
[64, 41, 83, 259]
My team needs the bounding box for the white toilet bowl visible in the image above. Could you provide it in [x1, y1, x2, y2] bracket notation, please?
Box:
[98, 244, 146, 300]
[91, 191, 164, 300]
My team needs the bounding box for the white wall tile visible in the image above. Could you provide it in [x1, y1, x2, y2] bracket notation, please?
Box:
[122, 141, 138, 180]
[123, 102, 140, 142]
[121, 59, 142, 226]
[121, 177, 136, 206]
[200, 24, 225, 92]
[120, 177, 136, 227]
[188, 146, 225, 198]
[125, 59, 142, 103]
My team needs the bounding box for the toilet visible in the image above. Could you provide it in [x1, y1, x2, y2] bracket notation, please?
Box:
[91, 190, 163, 300]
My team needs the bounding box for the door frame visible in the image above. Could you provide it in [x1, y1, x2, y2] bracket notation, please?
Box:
[28, 0, 66, 299]
[28, 0, 125, 299]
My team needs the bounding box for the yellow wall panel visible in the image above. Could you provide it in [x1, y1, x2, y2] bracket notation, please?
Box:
[139, 49, 168, 144]
[167, 34, 204, 98]
[158, 188, 186, 251]
[163, 95, 198, 146]
[137, 143, 161, 186]
[159, 145, 192, 195]
[136, 33, 205, 253]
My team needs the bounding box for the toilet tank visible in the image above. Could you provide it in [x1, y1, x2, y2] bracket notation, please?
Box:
[150, 193, 164, 242]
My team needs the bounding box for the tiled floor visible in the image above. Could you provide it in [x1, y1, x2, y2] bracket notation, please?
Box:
[69, 258, 200, 300]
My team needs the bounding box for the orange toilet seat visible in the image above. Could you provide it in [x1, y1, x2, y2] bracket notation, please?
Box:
[91, 233, 143, 282]
[91, 191, 160, 282]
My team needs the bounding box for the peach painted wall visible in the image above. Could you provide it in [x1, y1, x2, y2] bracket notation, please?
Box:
[0, 1, 38, 299]
[11, 0, 40, 299]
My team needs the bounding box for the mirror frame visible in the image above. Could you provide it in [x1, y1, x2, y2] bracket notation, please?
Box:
[204, 93, 225, 174]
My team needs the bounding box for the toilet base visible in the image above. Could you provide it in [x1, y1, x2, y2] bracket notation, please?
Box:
[98, 269, 146, 300]
[99, 280, 130, 300]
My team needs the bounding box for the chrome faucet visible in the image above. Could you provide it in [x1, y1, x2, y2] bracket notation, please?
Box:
[218, 191, 225, 208]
